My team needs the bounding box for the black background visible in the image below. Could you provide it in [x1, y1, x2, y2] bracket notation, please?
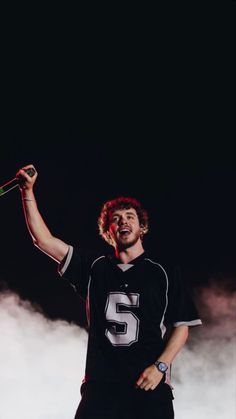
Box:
[0, 3, 235, 325]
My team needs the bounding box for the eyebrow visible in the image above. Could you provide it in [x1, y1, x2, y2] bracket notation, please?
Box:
[111, 210, 136, 217]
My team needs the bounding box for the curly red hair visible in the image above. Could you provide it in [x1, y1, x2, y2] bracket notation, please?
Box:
[98, 196, 149, 244]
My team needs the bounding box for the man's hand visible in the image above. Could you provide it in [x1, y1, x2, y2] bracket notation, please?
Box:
[135, 364, 164, 391]
[16, 165, 37, 191]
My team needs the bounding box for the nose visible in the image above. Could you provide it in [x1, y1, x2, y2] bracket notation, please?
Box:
[119, 215, 128, 225]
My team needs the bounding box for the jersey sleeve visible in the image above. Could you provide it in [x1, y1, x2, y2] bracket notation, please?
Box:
[58, 246, 95, 299]
[166, 266, 202, 327]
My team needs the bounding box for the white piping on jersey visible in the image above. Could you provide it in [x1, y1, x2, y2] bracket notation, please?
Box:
[58, 245, 74, 277]
[86, 255, 106, 326]
[144, 258, 169, 339]
[90, 255, 106, 269]
[174, 319, 202, 327]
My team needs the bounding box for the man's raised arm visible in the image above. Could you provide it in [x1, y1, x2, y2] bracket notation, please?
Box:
[17, 164, 69, 263]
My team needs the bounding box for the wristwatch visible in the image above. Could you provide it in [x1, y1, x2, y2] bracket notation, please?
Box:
[154, 361, 168, 373]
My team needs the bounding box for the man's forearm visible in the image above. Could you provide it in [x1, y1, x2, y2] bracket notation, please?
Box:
[21, 189, 69, 262]
[21, 189, 53, 245]
[157, 325, 189, 365]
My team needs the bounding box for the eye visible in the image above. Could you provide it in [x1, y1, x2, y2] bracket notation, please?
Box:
[111, 216, 119, 223]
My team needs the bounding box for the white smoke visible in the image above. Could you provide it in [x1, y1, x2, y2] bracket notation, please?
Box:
[0, 280, 235, 419]
[173, 279, 236, 419]
[0, 292, 87, 419]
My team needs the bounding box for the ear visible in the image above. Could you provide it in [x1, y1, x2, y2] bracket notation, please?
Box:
[140, 225, 148, 236]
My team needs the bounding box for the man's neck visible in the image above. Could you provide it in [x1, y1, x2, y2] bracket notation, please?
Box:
[115, 242, 145, 264]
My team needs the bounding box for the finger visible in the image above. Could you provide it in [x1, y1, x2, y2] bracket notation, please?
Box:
[143, 381, 156, 391]
[136, 381, 155, 391]
[140, 380, 150, 390]
[135, 380, 144, 389]
[23, 166, 37, 176]
[136, 376, 144, 387]
[142, 382, 155, 391]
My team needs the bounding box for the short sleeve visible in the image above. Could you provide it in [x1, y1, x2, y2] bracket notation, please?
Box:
[58, 246, 97, 299]
[166, 266, 202, 327]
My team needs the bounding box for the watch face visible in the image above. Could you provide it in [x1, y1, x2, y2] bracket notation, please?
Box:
[156, 362, 168, 372]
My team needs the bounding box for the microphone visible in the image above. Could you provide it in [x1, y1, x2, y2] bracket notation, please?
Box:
[0, 168, 36, 197]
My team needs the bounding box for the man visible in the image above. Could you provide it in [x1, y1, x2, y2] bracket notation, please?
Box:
[17, 164, 202, 419]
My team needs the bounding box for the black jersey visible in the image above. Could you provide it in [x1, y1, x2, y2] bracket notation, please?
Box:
[59, 247, 202, 384]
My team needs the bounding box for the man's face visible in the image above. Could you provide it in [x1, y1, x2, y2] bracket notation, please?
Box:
[108, 208, 142, 249]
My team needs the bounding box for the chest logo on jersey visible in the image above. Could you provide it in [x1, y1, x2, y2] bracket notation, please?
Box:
[104, 292, 140, 346]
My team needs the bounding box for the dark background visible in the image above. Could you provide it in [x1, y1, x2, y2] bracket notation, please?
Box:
[0, 3, 235, 326]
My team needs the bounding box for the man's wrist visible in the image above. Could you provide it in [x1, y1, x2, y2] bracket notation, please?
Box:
[154, 361, 168, 373]
[21, 191, 35, 202]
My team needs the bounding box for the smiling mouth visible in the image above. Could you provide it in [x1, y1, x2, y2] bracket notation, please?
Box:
[119, 228, 131, 236]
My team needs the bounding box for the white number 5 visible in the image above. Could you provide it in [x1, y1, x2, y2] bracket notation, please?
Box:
[105, 292, 140, 346]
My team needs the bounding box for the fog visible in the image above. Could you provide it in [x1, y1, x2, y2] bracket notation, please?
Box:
[173, 280, 236, 419]
[0, 292, 87, 419]
[0, 280, 235, 419]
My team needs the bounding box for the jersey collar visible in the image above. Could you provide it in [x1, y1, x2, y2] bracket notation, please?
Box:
[109, 251, 147, 266]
